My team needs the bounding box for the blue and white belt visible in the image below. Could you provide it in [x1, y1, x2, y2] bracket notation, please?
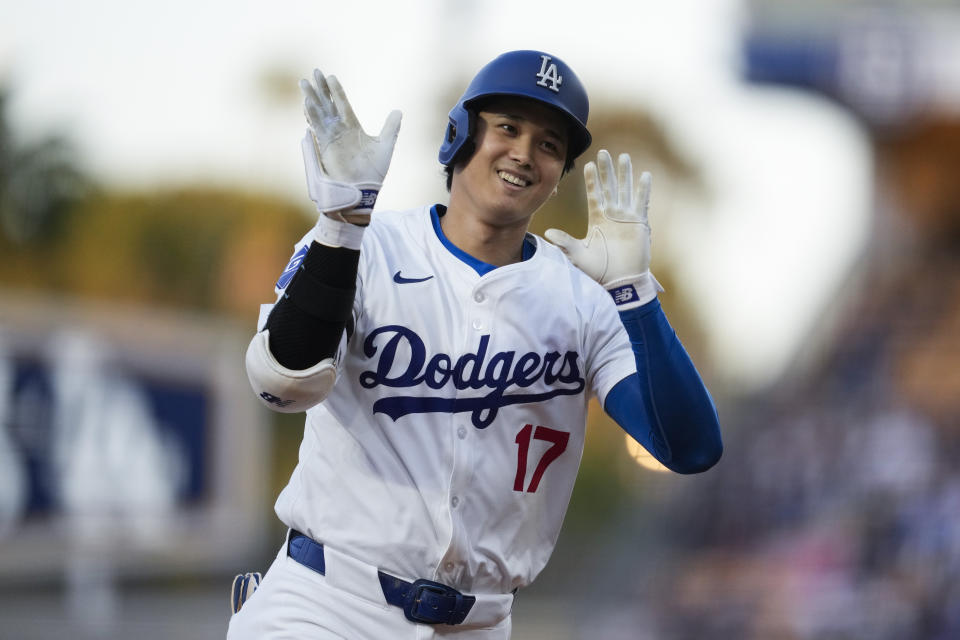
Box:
[287, 529, 513, 628]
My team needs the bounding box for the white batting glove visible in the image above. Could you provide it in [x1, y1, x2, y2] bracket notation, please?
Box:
[300, 68, 402, 226]
[545, 150, 663, 310]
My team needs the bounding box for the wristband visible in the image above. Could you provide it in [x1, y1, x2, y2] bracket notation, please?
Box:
[312, 212, 366, 251]
[605, 272, 663, 310]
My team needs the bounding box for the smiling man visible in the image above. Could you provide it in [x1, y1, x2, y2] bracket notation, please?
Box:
[228, 50, 722, 639]
[442, 100, 570, 262]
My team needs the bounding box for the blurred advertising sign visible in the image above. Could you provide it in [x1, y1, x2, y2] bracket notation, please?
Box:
[744, 3, 960, 126]
[0, 292, 270, 580]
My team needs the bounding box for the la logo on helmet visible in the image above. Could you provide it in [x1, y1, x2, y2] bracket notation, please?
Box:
[536, 55, 563, 92]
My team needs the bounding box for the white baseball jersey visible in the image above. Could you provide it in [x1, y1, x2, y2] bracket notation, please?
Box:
[262, 205, 637, 596]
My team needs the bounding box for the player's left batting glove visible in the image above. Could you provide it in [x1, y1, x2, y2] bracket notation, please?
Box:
[300, 68, 402, 226]
[545, 149, 663, 310]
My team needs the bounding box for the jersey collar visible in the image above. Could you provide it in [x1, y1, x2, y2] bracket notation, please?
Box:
[430, 205, 536, 276]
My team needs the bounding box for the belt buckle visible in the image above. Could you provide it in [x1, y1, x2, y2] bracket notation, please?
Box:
[403, 578, 464, 625]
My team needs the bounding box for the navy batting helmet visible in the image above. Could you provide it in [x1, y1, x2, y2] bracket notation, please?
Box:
[438, 50, 592, 167]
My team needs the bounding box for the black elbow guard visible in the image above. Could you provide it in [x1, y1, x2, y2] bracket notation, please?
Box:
[265, 242, 360, 370]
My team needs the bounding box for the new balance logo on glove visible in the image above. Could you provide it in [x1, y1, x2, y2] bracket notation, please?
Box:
[611, 285, 638, 305]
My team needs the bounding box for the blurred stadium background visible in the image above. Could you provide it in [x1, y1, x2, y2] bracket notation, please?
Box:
[2, 0, 960, 638]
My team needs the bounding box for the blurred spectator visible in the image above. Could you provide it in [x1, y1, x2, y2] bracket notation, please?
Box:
[646, 170, 960, 640]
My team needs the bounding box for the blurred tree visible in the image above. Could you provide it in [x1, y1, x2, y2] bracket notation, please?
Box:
[0, 185, 312, 320]
[255, 65, 303, 107]
[0, 87, 89, 244]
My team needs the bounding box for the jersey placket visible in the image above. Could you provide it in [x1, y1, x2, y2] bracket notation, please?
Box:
[436, 278, 494, 585]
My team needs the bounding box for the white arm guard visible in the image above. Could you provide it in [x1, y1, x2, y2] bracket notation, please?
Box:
[245, 330, 337, 413]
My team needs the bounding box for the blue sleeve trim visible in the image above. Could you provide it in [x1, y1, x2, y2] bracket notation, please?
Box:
[603, 300, 723, 474]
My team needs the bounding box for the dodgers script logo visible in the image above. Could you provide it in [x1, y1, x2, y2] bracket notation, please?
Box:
[536, 55, 563, 92]
[359, 326, 584, 429]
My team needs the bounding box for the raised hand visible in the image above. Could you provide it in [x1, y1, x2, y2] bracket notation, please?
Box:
[545, 150, 662, 309]
[300, 69, 402, 224]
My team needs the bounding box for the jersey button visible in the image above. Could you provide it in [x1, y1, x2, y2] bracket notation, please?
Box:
[457, 426, 467, 439]
[471, 319, 484, 331]
[451, 496, 460, 508]
[473, 292, 485, 303]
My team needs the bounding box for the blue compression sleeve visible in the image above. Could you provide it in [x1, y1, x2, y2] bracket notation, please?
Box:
[603, 299, 722, 474]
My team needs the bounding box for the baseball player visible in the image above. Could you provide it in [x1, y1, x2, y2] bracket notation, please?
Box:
[228, 50, 722, 639]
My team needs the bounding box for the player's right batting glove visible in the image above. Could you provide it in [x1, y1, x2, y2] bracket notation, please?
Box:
[545, 149, 663, 310]
[300, 68, 402, 226]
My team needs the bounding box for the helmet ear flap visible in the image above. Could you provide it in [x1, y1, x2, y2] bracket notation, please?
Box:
[439, 106, 477, 167]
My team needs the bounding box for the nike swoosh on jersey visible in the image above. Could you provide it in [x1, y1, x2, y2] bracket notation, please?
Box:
[393, 271, 434, 284]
